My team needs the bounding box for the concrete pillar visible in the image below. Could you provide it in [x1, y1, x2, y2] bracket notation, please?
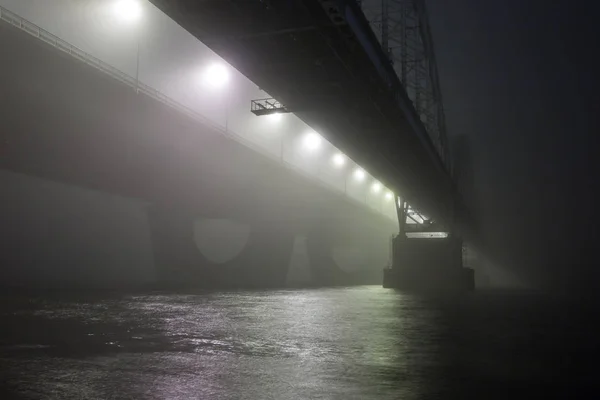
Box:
[146, 205, 207, 286]
[384, 234, 473, 292]
[305, 230, 348, 286]
[147, 205, 295, 289]
[305, 220, 390, 286]
[213, 221, 295, 288]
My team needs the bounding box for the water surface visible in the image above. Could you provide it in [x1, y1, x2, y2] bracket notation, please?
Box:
[0, 287, 595, 399]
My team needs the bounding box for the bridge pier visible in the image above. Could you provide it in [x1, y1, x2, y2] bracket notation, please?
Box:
[305, 231, 347, 286]
[147, 205, 207, 287]
[383, 198, 475, 292]
[383, 235, 474, 292]
[215, 221, 295, 288]
[147, 205, 295, 289]
[304, 223, 386, 286]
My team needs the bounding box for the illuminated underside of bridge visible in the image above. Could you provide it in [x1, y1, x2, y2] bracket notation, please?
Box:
[148, 0, 457, 225]
[147, 0, 475, 290]
[0, 0, 475, 290]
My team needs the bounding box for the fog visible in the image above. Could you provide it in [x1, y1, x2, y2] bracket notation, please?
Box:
[0, 0, 398, 289]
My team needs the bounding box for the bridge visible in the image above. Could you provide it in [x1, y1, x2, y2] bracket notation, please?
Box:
[0, 0, 473, 291]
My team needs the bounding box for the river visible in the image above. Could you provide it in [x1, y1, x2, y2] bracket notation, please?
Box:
[0, 286, 595, 399]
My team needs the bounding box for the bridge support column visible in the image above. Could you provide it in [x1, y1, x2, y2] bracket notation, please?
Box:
[306, 232, 343, 286]
[146, 205, 207, 287]
[147, 205, 295, 289]
[383, 197, 474, 292]
[218, 222, 295, 288]
[305, 226, 367, 286]
[383, 234, 473, 292]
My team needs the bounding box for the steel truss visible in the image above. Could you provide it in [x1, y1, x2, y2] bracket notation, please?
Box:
[360, 0, 451, 173]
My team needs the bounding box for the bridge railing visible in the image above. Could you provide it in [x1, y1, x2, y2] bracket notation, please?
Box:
[0, 5, 396, 222]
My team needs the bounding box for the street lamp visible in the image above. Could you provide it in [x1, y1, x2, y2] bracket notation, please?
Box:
[382, 191, 394, 213]
[353, 168, 365, 181]
[203, 63, 230, 89]
[371, 181, 382, 193]
[200, 63, 231, 132]
[113, 0, 142, 22]
[267, 113, 283, 123]
[303, 132, 322, 152]
[111, 0, 143, 90]
[332, 153, 346, 167]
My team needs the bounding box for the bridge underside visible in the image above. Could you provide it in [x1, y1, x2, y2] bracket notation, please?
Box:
[0, 20, 397, 289]
[0, 21, 393, 228]
[148, 0, 454, 222]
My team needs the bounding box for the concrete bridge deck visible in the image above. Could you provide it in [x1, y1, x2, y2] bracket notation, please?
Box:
[0, 11, 397, 288]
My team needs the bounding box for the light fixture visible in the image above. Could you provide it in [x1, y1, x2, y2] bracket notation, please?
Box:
[267, 113, 282, 122]
[332, 153, 345, 167]
[113, 0, 142, 22]
[303, 132, 322, 151]
[203, 63, 230, 88]
[353, 168, 365, 181]
[371, 182, 382, 193]
[385, 192, 393, 201]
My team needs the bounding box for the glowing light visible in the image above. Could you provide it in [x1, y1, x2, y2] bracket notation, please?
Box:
[353, 168, 365, 181]
[371, 182, 382, 193]
[203, 63, 230, 88]
[332, 153, 346, 167]
[385, 192, 393, 201]
[113, 0, 142, 22]
[267, 113, 282, 122]
[303, 132, 322, 151]
[407, 232, 448, 239]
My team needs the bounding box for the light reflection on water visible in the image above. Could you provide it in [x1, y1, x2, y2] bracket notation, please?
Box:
[0, 287, 594, 399]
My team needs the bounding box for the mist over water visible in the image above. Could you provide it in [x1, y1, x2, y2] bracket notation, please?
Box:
[1, 287, 594, 399]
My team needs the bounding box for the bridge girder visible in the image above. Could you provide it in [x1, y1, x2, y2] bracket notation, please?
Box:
[148, 0, 457, 224]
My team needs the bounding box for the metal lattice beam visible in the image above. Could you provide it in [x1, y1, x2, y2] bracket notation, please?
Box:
[250, 98, 290, 116]
[361, 0, 451, 174]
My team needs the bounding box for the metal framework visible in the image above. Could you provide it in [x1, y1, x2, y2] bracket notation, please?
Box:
[250, 98, 290, 116]
[360, 0, 451, 173]
[396, 196, 448, 238]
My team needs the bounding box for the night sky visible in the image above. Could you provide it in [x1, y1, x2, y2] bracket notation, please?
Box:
[427, 0, 599, 291]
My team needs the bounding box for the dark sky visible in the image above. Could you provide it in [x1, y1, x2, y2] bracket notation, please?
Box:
[427, 0, 599, 291]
